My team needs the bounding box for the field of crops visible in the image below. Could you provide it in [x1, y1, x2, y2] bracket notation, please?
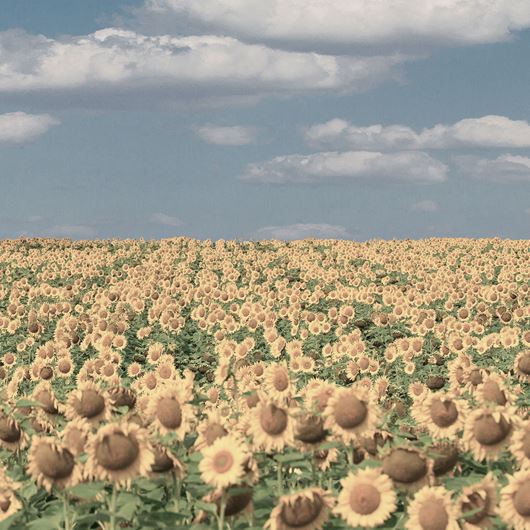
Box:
[0, 237, 529, 530]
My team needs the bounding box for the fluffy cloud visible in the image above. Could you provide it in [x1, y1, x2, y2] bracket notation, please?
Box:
[411, 200, 439, 212]
[0, 112, 59, 143]
[454, 154, 530, 182]
[304, 116, 530, 150]
[142, 0, 530, 49]
[194, 124, 259, 145]
[255, 223, 351, 240]
[150, 212, 183, 227]
[241, 150, 447, 184]
[0, 28, 406, 108]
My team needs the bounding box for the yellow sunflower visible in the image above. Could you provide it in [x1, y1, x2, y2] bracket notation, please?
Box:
[27, 436, 82, 493]
[150, 443, 184, 477]
[510, 419, 530, 470]
[64, 380, 111, 425]
[382, 447, 432, 492]
[85, 422, 154, 488]
[194, 410, 229, 451]
[334, 468, 396, 528]
[323, 386, 379, 443]
[199, 435, 249, 489]
[499, 469, 530, 530]
[263, 362, 293, 403]
[462, 406, 515, 461]
[476, 373, 513, 406]
[405, 486, 460, 530]
[247, 401, 294, 452]
[0, 415, 27, 452]
[266, 488, 333, 530]
[514, 351, 530, 383]
[458, 473, 497, 530]
[59, 418, 91, 456]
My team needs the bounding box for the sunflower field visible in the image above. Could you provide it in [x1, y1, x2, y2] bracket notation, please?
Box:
[0, 236, 529, 530]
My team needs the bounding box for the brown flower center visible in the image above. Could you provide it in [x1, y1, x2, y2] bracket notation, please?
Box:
[280, 495, 323, 527]
[461, 490, 489, 524]
[204, 423, 228, 446]
[469, 369, 483, 386]
[109, 388, 136, 409]
[522, 428, 530, 460]
[333, 393, 368, 429]
[418, 499, 449, 530]
[518, 354, 530, 375]
[295, 415, 327, 444]
[34, 443, 75, 479]
[151, 446, 174, 473]
[222, 486, 253, 517]
[430, 399, 458, 427]
[58, 359, 72, 374]
[383, 449, 427, 484]
[95, 432, 139, 471]
[259, 404, 288, 435]
[156, 397, 182, 429]
[34, 390, 58, 415]
[481, 380, 506, 405]
[212, 450, 234, 474]
[514, 479, 530, 517]
[349, 483, 381, 515]
[0, 417, 21, 443]
[73, 389, 105, 419]
[473, 414, 511, 446]
[0, 497, 10, 512]
[63, 428, 86, 455]
[273, 370, 289, 392]
[40, 366, 53, 380]
[431, 444, 459, 476]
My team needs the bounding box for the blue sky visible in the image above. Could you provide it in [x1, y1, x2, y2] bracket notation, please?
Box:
[1, 1, 529, 240]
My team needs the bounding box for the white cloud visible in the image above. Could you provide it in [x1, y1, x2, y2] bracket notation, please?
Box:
[194, 124, 259, 145]
[0, 112, 59, 143]
[241, 150, 447, 184]
[454, 154, 530, 182]
[304, 116, 530, 150]
[150, 212, 183, 227]
[0, 28, 407, 108]
[411, 199, 439, 212]
[142, 0, 530, 49]
[255, 223, 351, 240]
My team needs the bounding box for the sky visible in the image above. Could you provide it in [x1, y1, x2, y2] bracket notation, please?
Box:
[1, 0, 530, 241]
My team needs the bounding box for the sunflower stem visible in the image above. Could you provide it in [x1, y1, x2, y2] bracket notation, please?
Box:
[276, 461, 283, 497]
[217, 492, 227, 530]
[62, 493, 72, 530]
[109, 484, 118, 530]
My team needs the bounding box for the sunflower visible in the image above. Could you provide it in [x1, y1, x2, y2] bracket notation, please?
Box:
[499, 469, 530, 530]
[408, 382, 428, 402]
[247, 401, 294, 452]
[199, 435, 249, 490]
[305, 381, 335, 414]
[263, 362, 293, 403]
[334, 468, 396, 528]
[266, 488, 333, 530]
[0, 415, 27, 452]
[405, 486, 460, 530]
[293, 411, 328, 447]
[60, 418, 91, 456]
[31, 381, 62, 417]
[413, 392, 468, 439]
[64, 381, 111, 425]
[55, 356, 74, 378]
[462, 406, 515, 461]
[382, 447, 432, 492]
[144, 383, 195, 439]
[510, 419, 530, 470]
[194, 410, 229, 450]
[476, 373, 513, 406]
[127, 362, 142, 378]
[0, 488, 22, 523]
[150, 443, 184, 477]
[27, 436, 82, 493]
[313, 448, 339, 471]
[458, 473, 497, 530]
[85, 422, 154, 488]
[514, 351, 530, 383]
[323, 386, 379, 443]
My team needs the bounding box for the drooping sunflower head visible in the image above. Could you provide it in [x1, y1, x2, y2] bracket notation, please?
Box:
[293, 411, 328, 446]
[59, 417, 91, 456]
[476, 372, 512, 406]
[414, 392, 468, 439]
[85, 422, 154, 488]
[194, 410, 229, 450]
[31, 381, 62, 416]
[458, 473, 497, 529]
[0, 414, 27, 452]
[150, 443, 184, 477]
[382, 447, 432, 492]
[266, 488, 333, 530]
[27, 436, 81, 493]
[65, 381, 110, 425]
[514, 351, 530, 382]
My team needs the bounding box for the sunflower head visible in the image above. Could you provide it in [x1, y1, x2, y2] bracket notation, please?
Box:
[382, 447, 431, 491]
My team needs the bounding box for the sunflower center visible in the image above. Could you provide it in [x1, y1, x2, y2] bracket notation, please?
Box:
[158, 365, 172, 379]
[74, 389, 105, 419]
[151, 446, 174, 473]
[212, 450, 234, 474]
[295, 415, 327, 444]
[430, 399, 458, 427]
[64, 428, 86, 455]
[461, 491, 489, 524]
[455, 367, 465, 384]
[382, 449, 427, 484]
[259, 404, 288, 435]
[95, 432, 139, 471]
[156, 397, 183, 429]
[349, 483, 381, 515]
[514, 479, 530, 516]
[522, 428, 530, 459]
[34, 443, 75, 479]
[469, 369, 483, 386]
[473, 414, 511, 446]
[418, 499, 449, 530]
[481, 380, 506, 405]
[204, 423, 228, 446]
[109, 388, 136, 409]
[273, 370, 289, 392]
[431, 444, 459, 476]
[518, 354, 530, 375]
[333, 393, 368, 429]
[0, 417, 21, 443]
[58, 359, 71, 373]
[222, 486, 253, 517]
[40, 366, 53, 380]
[280, 495, 323, 527]
[0, 498, 11, 512]
[34, 390, 58, 414]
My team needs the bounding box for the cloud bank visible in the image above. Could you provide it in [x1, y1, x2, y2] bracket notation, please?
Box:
[0, 112, 59, 143]
[194, 124, 259, 145]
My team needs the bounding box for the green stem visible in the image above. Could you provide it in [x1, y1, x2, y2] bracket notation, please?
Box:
[277, 461, 283, 497]
[217, 492, 227, 530]
[63, 493, 72, 530]
[109, 484, 118, 530]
